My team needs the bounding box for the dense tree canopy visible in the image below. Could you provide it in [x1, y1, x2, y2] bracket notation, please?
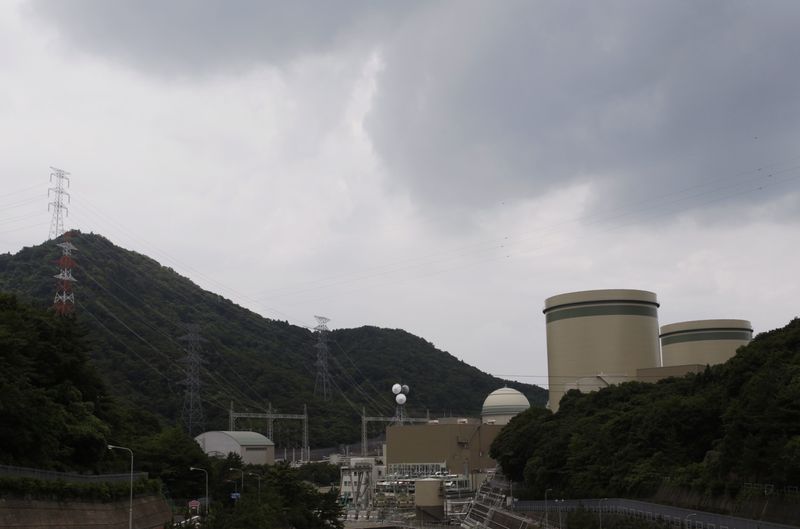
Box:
[0, 293, 108, 469]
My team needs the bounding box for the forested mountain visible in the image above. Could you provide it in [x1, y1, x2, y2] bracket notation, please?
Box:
[491, 317, 800, 499]
[0, 232, 545, 447]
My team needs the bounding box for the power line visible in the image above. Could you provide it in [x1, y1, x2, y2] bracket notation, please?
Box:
[74, 252, 283, 409]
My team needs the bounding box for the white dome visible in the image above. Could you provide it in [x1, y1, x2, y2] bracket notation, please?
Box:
[481, 387, 530, 419]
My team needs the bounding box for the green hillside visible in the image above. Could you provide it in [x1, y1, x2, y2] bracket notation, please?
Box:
[0, 231, 545, 447]
[491, 317, 800, 500]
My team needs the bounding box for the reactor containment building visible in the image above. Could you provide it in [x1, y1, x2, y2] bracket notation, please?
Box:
[543, 289, 752, 411]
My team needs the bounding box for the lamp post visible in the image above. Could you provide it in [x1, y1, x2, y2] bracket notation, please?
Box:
[685, 513, 697, 529]
[544, 488, 552, 528]
[555, 499, 563, 529]
[189, 467, 209, 515]
[108, 445, 133, 529]
[247, 473, 262, 503]
[230, 467, 244, 494]
[599, 498, 608, 529]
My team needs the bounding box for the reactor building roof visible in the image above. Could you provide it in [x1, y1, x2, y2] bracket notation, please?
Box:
[481, 387, 530, 420]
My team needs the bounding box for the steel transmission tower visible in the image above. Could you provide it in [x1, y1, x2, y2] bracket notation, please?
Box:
[179, 325, 206, 436]
[313, 315, 332, 401]
[53, 234, 77, 316]
[48, 167, 70, 240]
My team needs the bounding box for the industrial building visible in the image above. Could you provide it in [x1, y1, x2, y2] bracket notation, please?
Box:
[660, 319, 753, 367]
[384, 387, 530, 489]
[194, 431, 275, 465]
[543, 289, 661, 411]
[543, 289, 753, 411]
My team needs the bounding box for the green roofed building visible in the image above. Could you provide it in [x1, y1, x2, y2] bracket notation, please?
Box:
[194, 431, 275, 465]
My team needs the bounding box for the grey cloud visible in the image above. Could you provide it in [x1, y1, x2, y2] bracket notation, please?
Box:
[28, 0, 800, 218]
[27, 0, 408, 75]
[366, 1, 800, 216]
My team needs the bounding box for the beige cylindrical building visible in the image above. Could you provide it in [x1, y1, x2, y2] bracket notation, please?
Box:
[660, 319, 752, 367]
[544, 289, 661, 411]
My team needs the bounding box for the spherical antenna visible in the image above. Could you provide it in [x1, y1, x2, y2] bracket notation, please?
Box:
[395, 393, 407, 405]
[391, 383, 402, 395]
[401, 384, 410, 394]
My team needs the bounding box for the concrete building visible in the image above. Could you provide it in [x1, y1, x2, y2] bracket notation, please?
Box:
[339, 457, 385, 509]
[385, 418, 502, 489]
[481, 387, 530, 425]
[544, 289, 661, 411]
[194, 431, 275, 465]
[660, 319, 753, 367]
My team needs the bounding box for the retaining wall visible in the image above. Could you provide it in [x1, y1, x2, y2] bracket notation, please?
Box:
[0, 494, 171, 529]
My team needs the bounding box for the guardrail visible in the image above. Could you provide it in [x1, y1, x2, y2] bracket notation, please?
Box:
[0, 464, 148, 484]
[514, 498, 799, 529]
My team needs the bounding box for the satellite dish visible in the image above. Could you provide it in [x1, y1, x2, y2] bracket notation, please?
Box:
[401, 384, 410, 394]
[392, 383, 402, 395]
[395, 393, 407, 405]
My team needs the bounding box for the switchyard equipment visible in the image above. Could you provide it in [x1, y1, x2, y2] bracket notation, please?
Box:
[228, 403, 309, 462]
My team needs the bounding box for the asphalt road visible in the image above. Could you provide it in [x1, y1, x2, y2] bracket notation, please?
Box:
[513, 498, 798, 529]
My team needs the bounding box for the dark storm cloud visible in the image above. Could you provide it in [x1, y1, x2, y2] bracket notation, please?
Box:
[29, 0, 800, 216]
[367, 1, 800, 213]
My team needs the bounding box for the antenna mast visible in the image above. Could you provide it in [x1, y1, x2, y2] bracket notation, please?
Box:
[48, 167, 70, 240]
[313, 315, 332, 401]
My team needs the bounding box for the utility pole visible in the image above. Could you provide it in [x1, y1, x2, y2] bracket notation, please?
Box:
[49, 168, 76, 316]
[48, 167, 70, 240]
[53, 234, 77, 316]
[313, 315, 332, 401]
[179, 325, 206, 436]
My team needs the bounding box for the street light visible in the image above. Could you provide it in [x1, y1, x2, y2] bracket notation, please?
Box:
[247, 472, 262, 503]
[108, 445, 133, 529]
[544, 488, 553, 528]
[685, 513, 697, 529]
[599, 498, 608, 529]
[555, 499, 564, 529]
[189, 467, 209, 515]
[229, 467, 244, 494]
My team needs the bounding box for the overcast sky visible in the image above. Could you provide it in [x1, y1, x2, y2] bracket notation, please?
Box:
[2, 0, 799, 390]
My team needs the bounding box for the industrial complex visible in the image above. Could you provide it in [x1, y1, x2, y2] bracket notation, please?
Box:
[190, 287, 753, 524]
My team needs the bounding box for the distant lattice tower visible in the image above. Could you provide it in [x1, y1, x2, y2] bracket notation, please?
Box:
[48, 167, 70, 240]
[313, 315, 332, 401]
[179, 324, 206, 436]
[53, 233, 77, 316]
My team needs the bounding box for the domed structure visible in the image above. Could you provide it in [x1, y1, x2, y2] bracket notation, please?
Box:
[481, 387, 530, 425]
